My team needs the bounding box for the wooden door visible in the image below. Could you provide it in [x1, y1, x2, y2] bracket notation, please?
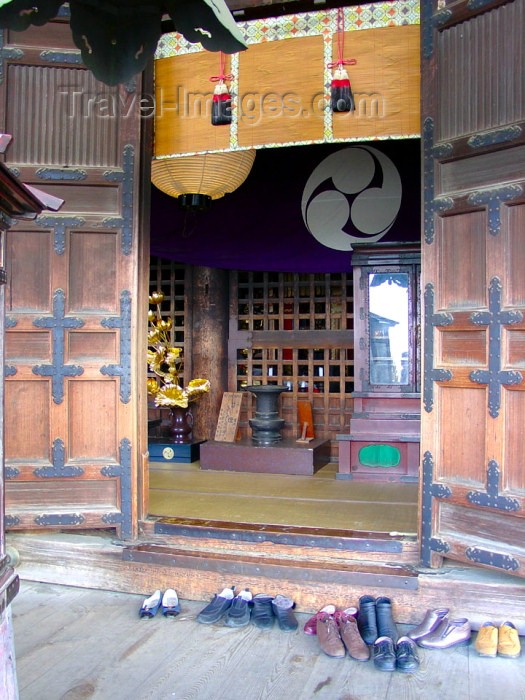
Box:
[0, 19, 149, 539]
[420, 0, 525, 575]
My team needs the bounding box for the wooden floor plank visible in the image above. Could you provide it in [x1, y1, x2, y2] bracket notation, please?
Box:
[11, 582, 525, 700]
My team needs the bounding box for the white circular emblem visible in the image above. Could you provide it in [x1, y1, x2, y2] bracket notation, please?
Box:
[162, 447, 175, 460]
[301, 146, 402, 251]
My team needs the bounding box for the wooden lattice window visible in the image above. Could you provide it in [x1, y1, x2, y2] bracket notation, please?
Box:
[148, 257, 188, 423]
[229, 271, 354, 457]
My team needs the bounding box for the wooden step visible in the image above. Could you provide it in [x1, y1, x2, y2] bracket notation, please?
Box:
[122, 543, 419, 591]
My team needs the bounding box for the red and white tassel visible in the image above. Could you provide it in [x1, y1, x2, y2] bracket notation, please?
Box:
[328, 9, 356, 114]
[210, 53, 233, 126]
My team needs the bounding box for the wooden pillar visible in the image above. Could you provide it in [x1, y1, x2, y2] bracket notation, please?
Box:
[191, 266, 229, 440]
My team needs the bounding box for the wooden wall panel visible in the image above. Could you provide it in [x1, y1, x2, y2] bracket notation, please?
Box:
[4, 381, 49, 460]
[6, 65, 120, 167]
[68, 232, 118, 313]
[5, 332, 51, 362]
[1, 20, 149, 537]
[421, 0, 525, 577]
[437, 0, 524, 141]
[438, 386, 486, 484]
[439, 212, 486, 309]
[68, 381, 117, 460]
[5, 231, 51, 312]
[506, 204, 525, 305]
[67, 332, 117, 363]
[440, 330, 486, 365]
[503, 390, 525, 491]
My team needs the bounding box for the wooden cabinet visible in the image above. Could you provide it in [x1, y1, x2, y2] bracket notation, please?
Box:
[337, 242, 420, 481]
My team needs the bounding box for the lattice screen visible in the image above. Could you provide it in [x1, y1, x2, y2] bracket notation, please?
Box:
[148, 260, 355, 456]
[148, 257, 188, 424]
[231, 271, 354, 456]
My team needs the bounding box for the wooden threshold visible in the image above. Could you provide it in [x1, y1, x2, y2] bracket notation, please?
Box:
[152, 515, 414, 553]
[122, 542, 419, 591]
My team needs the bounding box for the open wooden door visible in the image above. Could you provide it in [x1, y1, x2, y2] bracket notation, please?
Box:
[420, 0, 525, 574]
[0, 19, 149, 539]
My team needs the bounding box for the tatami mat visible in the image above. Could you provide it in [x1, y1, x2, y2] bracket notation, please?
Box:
[148, 461, 418, 533]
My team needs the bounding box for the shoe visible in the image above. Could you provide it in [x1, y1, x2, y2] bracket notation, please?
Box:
[376, 597, 399, 644]
[372, 636, 396, 672]
[417, 617, 471, 649]
[498, 621, 521, 658]
[357, 595, 377, 645]
[475, 621, 498, 657]
[225, 589, 253, 628]
[251, 594, 275, 630]
[197, 586, 235, 624]
[396, 636, 420, 673]
[335, 610, 369, 661]
[316, 612, 346, 658]
[139, 589, 162, 618]
[272, 595, 298, 631]
[408, 608, 449, 641]
[304, 605, 336, 635]
[161, 589, 181, 617]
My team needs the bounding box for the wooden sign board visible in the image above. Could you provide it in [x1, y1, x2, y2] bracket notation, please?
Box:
[214, 392, 244, 442]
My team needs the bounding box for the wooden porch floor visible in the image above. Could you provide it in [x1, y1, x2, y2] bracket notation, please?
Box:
[148, 460, 419, 533]
[12, 580, 525, 700]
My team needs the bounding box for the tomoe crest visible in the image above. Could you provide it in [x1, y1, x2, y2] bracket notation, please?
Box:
[301, 146, 402, 251]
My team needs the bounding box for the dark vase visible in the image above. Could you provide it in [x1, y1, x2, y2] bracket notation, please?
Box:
[244, 385, 287, 445]
[169, 405, 193, 444]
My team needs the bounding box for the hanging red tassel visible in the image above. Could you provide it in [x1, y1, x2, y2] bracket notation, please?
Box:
[328, 9, 356, 113]
[210, 52, 233, 126]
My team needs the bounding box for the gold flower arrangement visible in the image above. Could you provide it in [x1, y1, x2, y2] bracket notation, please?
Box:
[147, 291, 210, 408]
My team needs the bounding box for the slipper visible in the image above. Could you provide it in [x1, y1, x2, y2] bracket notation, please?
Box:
[139, 589, 162, 618]
[162, 589, 181, 617]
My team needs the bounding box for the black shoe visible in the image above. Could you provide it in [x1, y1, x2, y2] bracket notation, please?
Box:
[197, 586, 235, 624]
[357, 595, 377, 644]
[376, 596, 399, 643]
[372, 636, 396, 672]
[271, 595, 298, 631]
[225, 590, 253, 628]
[396, 636, 420, 674]
[251, 594, 275, 629]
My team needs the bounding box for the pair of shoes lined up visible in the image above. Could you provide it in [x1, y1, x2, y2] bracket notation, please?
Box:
[357, 595, 399, 644]
[139, 589, 181, 618]
[475, 621, 521, 658]
[196, 586, 298, 630]
[408, 608, 471, 649]
[304, 605, 369, 661]
[372, 636, 420, 673]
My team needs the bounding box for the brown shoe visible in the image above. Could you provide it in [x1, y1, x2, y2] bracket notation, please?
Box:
[336, 610, 370, 661]
[316, 612, 346, 658]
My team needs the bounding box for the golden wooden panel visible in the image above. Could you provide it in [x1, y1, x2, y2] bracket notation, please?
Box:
[332, 25, 420, 141]
[438, 386, 486, 484]
[67, 331, 117, 362]
[155, 52, 231, 156]
[5, 230, 51, 312]
[5, 380, 50, 460]
[237, 36, 324, 147]
[440, 330, 486, 365]
[503, 390, 525, 491]
[506, 203, 525, 306]
[5, 331, 51, 362]
[68, 232, 118, 313]
[68, 381, 117, 460]
[439, 211, 487, 310]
